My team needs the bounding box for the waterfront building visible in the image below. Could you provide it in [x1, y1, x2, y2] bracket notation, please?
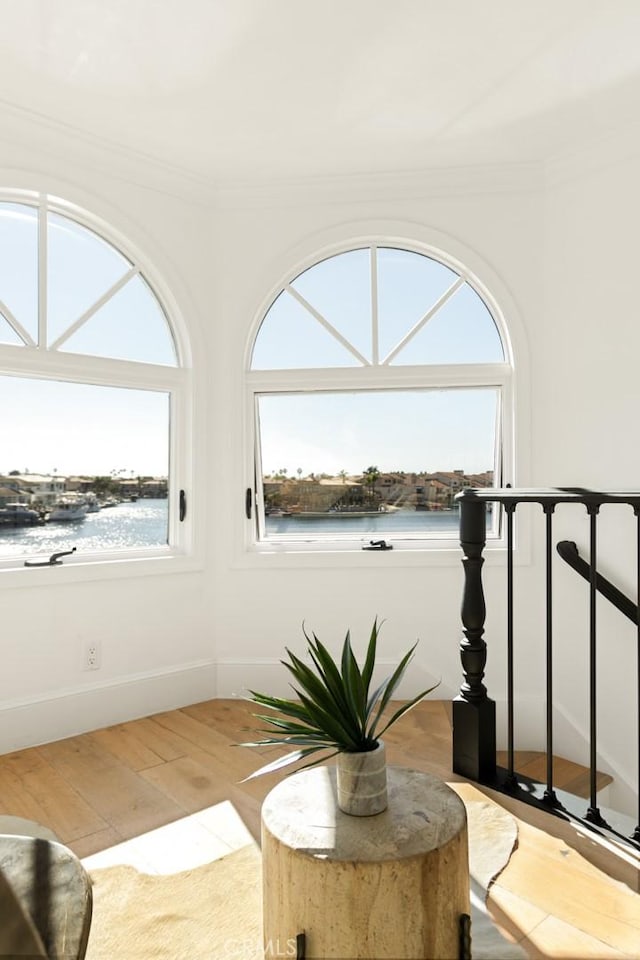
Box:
[2, 474, 66, 508]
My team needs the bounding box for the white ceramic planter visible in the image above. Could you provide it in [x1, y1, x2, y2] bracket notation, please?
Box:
[336, 740, 387, 816]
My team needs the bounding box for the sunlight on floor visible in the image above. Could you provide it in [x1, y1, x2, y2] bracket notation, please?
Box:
[82, 801, 255, 875]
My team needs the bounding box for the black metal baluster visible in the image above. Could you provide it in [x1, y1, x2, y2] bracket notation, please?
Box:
[543, 504, 559, 806]
[585, 505, 607, 826]
[504, 502, 517, 790]
[451, 488, 640, 848]
[453, 495, 496, 783]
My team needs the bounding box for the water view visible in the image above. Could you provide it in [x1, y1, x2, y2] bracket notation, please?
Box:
[265, 509, 460, 537]
[0, 499, 168, 559]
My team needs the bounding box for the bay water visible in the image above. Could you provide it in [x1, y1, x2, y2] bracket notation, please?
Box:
[0, 499, 168, 559]
[265, 509, 461, 537]
[2, 502, 463, 561]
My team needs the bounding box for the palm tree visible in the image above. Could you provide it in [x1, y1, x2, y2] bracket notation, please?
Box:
[363, 465, 380, 505]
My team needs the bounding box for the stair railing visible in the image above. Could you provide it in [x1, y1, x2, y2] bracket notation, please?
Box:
[556, 540, 638, 625]
[453, 487, 640, 847]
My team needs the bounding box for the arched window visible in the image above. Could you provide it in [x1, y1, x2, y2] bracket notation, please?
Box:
[0, 192, 191, 569]
[247, 243, 512, 550]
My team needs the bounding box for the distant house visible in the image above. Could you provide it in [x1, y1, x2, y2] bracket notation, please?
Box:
[140, 478, 168, 498]
[0, 483, 21, 507]
[119, 478, 142, 498]
[8, 474, 66, 506]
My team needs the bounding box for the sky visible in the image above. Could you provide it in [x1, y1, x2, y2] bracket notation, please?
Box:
[253, 247, 504, 478]
[1, 208, 503, 481]
[257, 388, 498, 478]
[0, 202, 173, 478]
[0, 375, 169, 477]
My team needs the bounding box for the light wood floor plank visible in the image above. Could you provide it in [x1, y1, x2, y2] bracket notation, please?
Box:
[140, 755, 240, 814]
[495, 820, 640, 954]
[0, 699, 637, 958]
[69, 826, 123, 859]
[122, 717, 192, 762]
[36, 733, 186, 841]
[87, 724, 167, 772]
[520, 915, 631, 959]
[487, 884, 549, 943]
[0, 748, 108, 842]
[151, 708, 268, 782]
[497, 750, 613, 797]
[0, 764, 54, 825]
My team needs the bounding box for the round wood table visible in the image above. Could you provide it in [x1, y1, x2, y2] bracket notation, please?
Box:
[261, 765, 470, 959]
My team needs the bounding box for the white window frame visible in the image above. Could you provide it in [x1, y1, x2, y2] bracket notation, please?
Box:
[244, 239, 515, 559]
[0, 190, 196, 584]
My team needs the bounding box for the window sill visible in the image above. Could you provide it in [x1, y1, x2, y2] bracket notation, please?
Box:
[0, 550, 203, 588]
[234, 539, 528, 570]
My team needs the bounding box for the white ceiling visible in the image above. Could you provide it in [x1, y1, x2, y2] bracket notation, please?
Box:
[1, 0, 640, 183]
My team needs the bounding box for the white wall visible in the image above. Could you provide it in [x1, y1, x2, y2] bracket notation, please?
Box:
[1, 116, 636, 820]
[538, 140, 640, 814]
[0, 129, 218, 749]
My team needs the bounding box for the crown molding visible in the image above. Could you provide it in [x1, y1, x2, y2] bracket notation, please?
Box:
[545, 120, 640, 189]
[2, 92, 639, 208]
[210, 162, 544, 210]
[0, 97, 544, 210]
[0, 98, 217, 206]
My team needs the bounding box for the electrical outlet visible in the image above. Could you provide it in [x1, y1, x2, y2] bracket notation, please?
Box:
[83, 640, 101, 671]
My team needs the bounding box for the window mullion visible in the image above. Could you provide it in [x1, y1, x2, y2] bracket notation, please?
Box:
[0, 300, 35, 347]
[371, 245, 379, 365]
[247, 363, 510, 394]
[381, 277, 465, 365]
[0, 345, 184, 391]
[254, 392, 266, 541]
[286, 285, 370, 367]
[38, 195, 47, 350]
[49, 267, 139, 351]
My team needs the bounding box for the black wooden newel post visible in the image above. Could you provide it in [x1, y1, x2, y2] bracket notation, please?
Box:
[453, 492, 496, 782]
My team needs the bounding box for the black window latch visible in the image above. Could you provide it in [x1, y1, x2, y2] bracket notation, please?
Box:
[25, 547, 77, 567]
[362, 539, 393, 551]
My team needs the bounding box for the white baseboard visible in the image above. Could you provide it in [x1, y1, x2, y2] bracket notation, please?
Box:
[0, 657, 448, 755]
[0, 660, 217, 754]
[214, 657, 451, 701]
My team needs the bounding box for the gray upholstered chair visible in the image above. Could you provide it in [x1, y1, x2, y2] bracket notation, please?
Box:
[0, 823, 92, 959]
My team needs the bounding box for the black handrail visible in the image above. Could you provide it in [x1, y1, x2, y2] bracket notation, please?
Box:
[453, 486, 640, 847]
[556, 540, 638, 625]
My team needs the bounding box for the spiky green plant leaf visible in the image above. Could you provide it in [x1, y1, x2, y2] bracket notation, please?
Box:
[240, 746, 335, 781]
[238, 620, 439, 778]
[374, 681, 441, 738]
[305, 633, 361, 737]
[361, 618, 381, 695]
[367, 642, 419, 739]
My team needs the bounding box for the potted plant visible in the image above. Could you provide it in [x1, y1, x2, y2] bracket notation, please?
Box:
[240, 618, 439, 815]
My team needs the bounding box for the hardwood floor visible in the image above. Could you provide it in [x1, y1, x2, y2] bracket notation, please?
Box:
[0, 699, 638, 958]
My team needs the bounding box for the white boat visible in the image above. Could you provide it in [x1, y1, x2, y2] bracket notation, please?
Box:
[48, 500, 89, 522]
